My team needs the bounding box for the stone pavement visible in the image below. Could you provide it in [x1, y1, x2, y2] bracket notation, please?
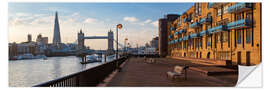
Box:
[105, 57, 238, 87]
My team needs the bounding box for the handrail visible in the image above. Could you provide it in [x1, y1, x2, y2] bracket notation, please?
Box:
[34, 57, 127, 87]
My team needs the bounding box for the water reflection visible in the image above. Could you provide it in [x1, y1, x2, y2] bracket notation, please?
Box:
[9, 55, 114, 87]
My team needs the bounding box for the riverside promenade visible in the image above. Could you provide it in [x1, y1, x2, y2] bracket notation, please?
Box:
[100, 57, 238, 87]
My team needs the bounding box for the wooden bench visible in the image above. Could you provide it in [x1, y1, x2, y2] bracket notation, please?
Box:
[167, 66, 189, 80]
[144, 58, 156, 64]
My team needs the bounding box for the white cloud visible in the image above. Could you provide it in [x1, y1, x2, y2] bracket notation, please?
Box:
[139, 19, 152, 26]
[71, 12, 79, 17]
[144, 19, 152, 24]
[30, 16, 54, 25]
[9, 17, 24, 26]
[15, 13, 30, 17]
[83, 18, 97, 24]
[123, 16, 138, 22]
[151, 20, 159, 27]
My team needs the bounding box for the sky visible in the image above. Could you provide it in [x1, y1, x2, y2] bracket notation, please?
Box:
[8, 3, 193, 49]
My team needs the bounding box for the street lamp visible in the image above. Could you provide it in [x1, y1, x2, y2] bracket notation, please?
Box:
[116, 24, 123, 59]
[116, 24, 123, 72]
[125, 38, 128, 55]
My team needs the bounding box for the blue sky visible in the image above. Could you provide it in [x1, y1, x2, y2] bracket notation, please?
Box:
[8, 3, 193, 49]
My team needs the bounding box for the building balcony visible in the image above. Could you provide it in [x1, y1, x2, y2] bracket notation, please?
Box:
[227, 3, 252, 13]
[200, 30, 208, 36]
[179, 29, 186, 33]
[200, 17, 212, 24]
[174, 31, 179, 36]
[208, 25, 227, 34]
[189, 22, 201, 28]
[168, 40, 173, 44]
[168, 35, 172, 39]
[174, 39, 178, 43]
[189, 33, 199, 38]
[208, 3, 226, 8]
[183, 17, 191, 23]
[178, 19, 181, 26]
[170, 27, 176, 31]
[183, 36, 190, 41]
[178, 38, 182, 42]
[227, 19, 252, 30]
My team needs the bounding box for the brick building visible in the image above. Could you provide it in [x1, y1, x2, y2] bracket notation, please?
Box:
[167, 3, 261, 66]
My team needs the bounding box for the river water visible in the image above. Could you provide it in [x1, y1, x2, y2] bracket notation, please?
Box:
[9, 55, 115, 87]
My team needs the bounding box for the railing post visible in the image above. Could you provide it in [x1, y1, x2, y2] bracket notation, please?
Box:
[76, 75, 80, 86]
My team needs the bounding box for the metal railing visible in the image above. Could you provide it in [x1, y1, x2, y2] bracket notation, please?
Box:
[34, 57, 127, 87]
[189, 22, 200, 28]
[227, 19, 252, 30]
[227, 3, 252, 13]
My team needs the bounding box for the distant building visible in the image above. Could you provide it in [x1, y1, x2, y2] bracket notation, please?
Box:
[27, 34, 32, 42]
[9, 43, 17, 59]
[16, 42, 36, 55]
[158, 14, 179, 57]
[36, 34, 48, 45]
[53, 11, 62, 45]
[150, 37, 158, 49]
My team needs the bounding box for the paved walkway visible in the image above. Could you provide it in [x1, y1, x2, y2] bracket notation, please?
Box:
[106, 57, 238, 87]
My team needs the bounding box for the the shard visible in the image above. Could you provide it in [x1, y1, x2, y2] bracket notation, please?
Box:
[53, 11, 61, 45]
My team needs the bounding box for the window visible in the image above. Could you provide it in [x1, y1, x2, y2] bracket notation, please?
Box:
[223, 5, 228, 14]
[198, 3, 202, 16]
[237, 30, 242, 44]
[217, 33, 221, 43]
[178, 17, 181, 26]
[184, 41, 186, 49]
[222, 32, 228, 42]
[196, 39, 199, 48]
[246, 29, 251, 44]
[207, 36, 211, 46]
[235, 12, 244, 20]
[246, 12, 252, 20]
[200, 38, 202, 48]
[217, 8, 222, 16]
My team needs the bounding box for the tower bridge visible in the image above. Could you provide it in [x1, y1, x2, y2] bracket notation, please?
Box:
[77, 29, 114, 55]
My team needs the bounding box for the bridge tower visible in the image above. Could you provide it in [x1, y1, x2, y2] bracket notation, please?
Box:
[77, 29, 85, 50]
[107, 30, 114, 55]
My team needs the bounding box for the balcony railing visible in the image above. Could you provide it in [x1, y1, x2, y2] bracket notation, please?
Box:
[183, 17, 191, 23]
[208, 3, 226, 8]
[208, 25, 227, 34]
[200, 30, 208, 36]
[178, 29, 186, 34]
[227, 3, 252, 13]
[174, 39, 178, 43]
[174, 31, 179, 36]
[183, 36, 190, 41]
[189, 22, 201, 28]
[178, 38, 182, 42]
[227, 19, 252, 30]
[189, 33, 199, 38]
[170, 27, 176, 31]
[178, 18, 181, 26]
[168, 35, 173, 39]
[200, 17, 212, 24]
[169, 40, 173, 44]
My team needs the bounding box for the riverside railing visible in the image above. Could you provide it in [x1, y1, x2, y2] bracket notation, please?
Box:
[33, 57, 127, 87]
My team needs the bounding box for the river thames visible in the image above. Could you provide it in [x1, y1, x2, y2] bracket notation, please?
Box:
[9, 55, 115, 87]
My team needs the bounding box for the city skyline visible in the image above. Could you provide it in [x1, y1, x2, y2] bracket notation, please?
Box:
[8, 3, 193, 49]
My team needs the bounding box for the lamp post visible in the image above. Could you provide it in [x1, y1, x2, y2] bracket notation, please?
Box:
[116, 24, 122, 59]
[124, 38, 128, 56]
[116, 24, 122, 71]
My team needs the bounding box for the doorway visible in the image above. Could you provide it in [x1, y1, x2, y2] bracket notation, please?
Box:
[237, 52, 241, 65]
[246, 51, 251, 66]
[207, 52, 210, 59]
